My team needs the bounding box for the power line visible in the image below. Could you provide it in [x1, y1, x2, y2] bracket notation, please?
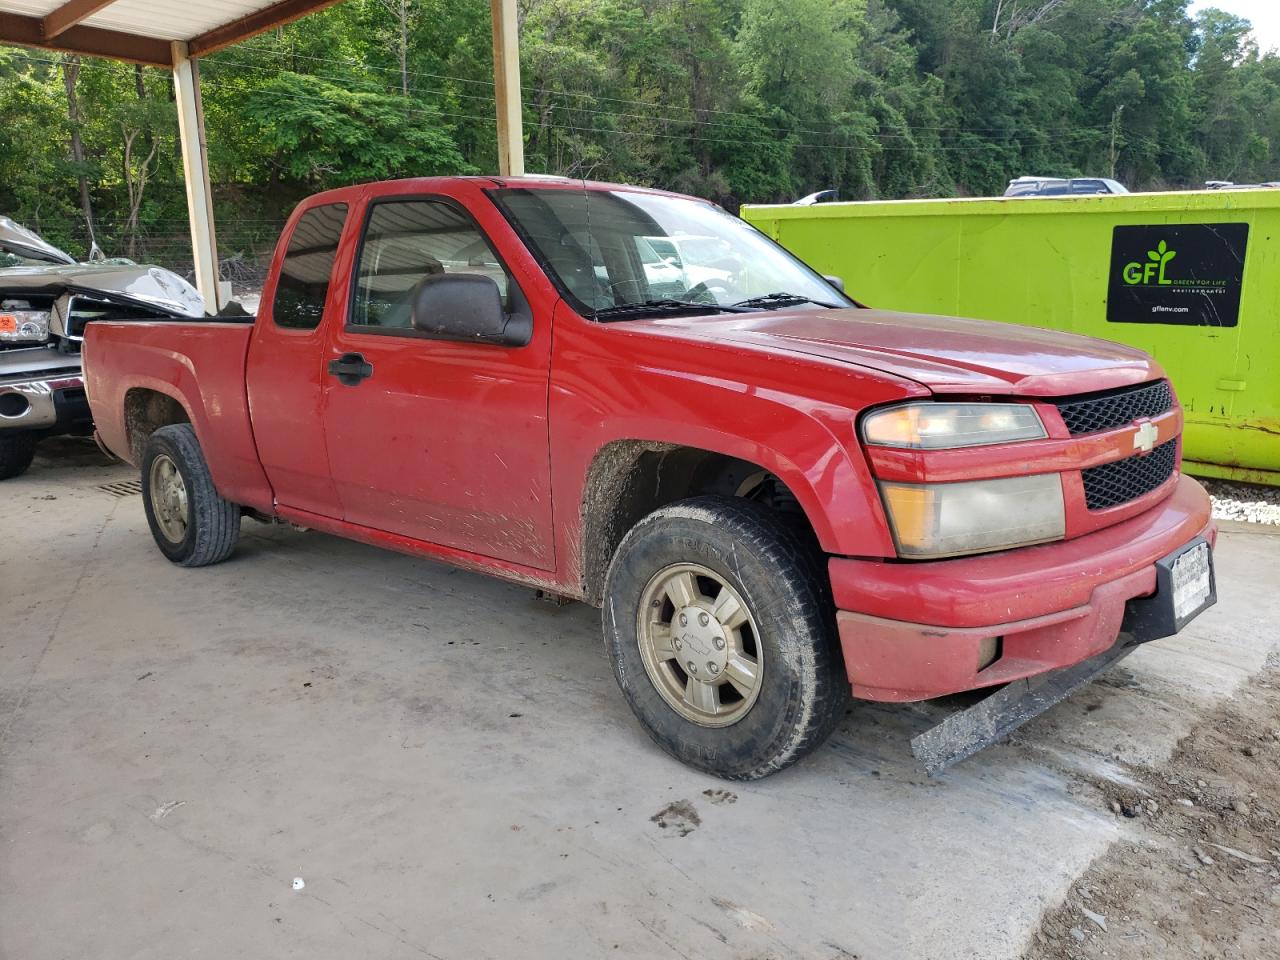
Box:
[201, 77, 1083, 154]
[205, 54, 1104, 145]
[219, 41, 1116, 138]
[5, 46, 1110, 146]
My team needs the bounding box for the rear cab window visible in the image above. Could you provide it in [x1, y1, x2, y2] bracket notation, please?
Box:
[271, 203, 348, 330]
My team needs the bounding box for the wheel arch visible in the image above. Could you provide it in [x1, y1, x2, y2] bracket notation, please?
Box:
[577, 438, 845, 605]
[123, 386, 193, 465]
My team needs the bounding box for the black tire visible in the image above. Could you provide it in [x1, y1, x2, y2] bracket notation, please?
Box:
[0, 432, 38, 480]
[140, 424, 240, 567]
[603, 495, 847, 780]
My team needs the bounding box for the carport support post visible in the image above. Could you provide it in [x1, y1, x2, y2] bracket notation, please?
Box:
[171, 40, 225, 313]
[490, 0, 524, 177]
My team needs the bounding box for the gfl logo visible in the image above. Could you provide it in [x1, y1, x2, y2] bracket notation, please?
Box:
[1123, 240, 1176, 285]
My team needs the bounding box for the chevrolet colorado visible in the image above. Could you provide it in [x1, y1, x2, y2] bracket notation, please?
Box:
[84, 177, 1217, 778]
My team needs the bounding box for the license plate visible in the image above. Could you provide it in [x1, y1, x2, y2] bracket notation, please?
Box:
[1122, 536, 1217, 643]
[1171, 541, 1212, 622]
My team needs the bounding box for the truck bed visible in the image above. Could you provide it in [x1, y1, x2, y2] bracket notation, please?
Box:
[85, 319, 274, 512]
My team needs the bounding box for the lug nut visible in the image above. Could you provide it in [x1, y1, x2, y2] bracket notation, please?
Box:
[679, 613, 688, 627]
[713, 637, 725, 650]
[686, 661, 698, 675]
[673, 637, 683, 650]
[707, 662, 720, 675]
[698, 612, 710, 627]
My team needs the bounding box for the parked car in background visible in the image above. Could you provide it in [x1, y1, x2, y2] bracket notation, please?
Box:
[1004, 176, 1129, 197]
[85, 177, 1216, 779]
[1204, 180, 1280, 190]
[0, 216, 205, 479]
[793, 189, 839, 205]
[637, 234, 736, 299]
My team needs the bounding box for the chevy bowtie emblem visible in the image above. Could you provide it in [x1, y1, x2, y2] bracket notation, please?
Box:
[1132, 421, 1159, 454]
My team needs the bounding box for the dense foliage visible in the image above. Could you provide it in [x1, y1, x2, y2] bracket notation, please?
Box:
[1, 0, 1277, 270]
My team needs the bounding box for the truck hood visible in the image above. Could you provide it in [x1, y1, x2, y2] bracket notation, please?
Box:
[635, 307, 1161, 395]
[0, 261, 205, 317]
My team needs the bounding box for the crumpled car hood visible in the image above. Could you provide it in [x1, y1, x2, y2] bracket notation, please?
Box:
[0, 260, 205, 317]
[0, 216, 76, 265]
[632, 307, 1161, 395]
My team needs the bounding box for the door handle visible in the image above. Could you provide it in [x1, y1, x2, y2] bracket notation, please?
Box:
[328, 352, 374, 386]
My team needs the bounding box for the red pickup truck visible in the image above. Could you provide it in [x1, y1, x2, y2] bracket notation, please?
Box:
[85, 176, 1217, 779]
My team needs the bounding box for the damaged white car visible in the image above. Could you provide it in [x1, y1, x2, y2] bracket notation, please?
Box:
[0, 216, 205, 479]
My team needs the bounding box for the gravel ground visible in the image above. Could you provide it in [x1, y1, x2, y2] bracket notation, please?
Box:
[1027, 662, 1280, 960]
[1201, 478, 1280, 526]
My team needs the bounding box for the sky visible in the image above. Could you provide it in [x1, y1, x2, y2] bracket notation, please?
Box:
[1188, 0, 1280, 53]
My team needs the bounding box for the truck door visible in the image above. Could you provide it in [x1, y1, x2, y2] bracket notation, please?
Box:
[246, 202, 351, 518]
[321, 195, 555, 569]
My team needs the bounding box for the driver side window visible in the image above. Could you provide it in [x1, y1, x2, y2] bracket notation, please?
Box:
[350, 199, 509, 330]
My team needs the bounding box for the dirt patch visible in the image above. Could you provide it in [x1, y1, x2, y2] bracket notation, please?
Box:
[651, 799, 701, 836]
[1026, 664, 1280, 959]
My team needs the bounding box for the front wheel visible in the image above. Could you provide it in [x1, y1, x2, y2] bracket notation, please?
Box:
[141, 424, 240, 567]
[0, 432, 39, 480]
[603, 496, 847, 780]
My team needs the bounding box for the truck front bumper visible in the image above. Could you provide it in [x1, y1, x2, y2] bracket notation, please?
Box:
[831, 475, 1215, 702]
[0, 372, 89, 432]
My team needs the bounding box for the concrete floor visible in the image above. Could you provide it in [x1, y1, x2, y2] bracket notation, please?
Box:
[3, 439, 1278, 960]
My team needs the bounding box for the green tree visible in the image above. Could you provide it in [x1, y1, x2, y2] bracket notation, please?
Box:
[245, 72, 470, 187]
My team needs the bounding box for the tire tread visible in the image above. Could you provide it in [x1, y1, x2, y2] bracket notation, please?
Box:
[604, 495, 847, 780]
[143, 424, 240, 567]
[0, 432, 39, 480]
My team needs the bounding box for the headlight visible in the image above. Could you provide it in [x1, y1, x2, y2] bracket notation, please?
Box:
[0, 309, 51, 343]
[863, 402, 1046, 449]
[879, 473, 1065, 558]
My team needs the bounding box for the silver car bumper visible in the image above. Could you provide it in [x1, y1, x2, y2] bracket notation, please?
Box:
[0, 372, 86, 430]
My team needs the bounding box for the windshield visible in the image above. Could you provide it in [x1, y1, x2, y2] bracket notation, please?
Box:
[0, 250, 61, 268]
[491, 186, 850, 316]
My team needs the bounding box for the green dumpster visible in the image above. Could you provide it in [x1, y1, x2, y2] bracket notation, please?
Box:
[742, 191, 1280, 485]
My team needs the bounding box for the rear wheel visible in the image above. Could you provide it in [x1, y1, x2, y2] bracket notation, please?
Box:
[141, 424, 240, 566]
[603, 496, 847, 780]
[0, 432, 38, 480]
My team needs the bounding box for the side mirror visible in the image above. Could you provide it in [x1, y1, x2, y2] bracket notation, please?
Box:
[411, 273, 530, 347]
[823, 274, 845, 292]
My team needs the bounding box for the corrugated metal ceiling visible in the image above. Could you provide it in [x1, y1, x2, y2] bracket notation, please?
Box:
[0, 0, 284, 42]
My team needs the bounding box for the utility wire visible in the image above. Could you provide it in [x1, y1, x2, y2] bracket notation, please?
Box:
[205, 54, 1105, 144]
[200, 77, 1086, 154]
[217, 42, 1117, 137]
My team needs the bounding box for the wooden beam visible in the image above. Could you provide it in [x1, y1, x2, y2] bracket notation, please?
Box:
[172, 41, 225, 311]
[187, 0, 345, 58]
[42, 0, 119, 40]
[490, 0, 524, 177]
[0, 11, 172, 66]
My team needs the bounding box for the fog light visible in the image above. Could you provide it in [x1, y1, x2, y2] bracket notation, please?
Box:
[0, 393, 31, 418]
[977, 636, 1002, 672]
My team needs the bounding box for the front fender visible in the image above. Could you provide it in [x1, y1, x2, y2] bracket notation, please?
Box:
[550, 306, 920, 591]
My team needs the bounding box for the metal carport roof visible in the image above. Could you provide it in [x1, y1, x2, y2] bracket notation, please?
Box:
[0, 0, 525, 308]
[0, 0, 349, 66]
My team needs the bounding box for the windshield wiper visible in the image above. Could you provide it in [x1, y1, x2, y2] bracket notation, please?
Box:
[592, 299, 752, 321]
[731, 292, 842, 310]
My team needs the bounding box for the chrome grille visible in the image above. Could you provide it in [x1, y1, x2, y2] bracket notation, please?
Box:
[1082, 439, 1177, 510]
[1055, 381, 1173, 436]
